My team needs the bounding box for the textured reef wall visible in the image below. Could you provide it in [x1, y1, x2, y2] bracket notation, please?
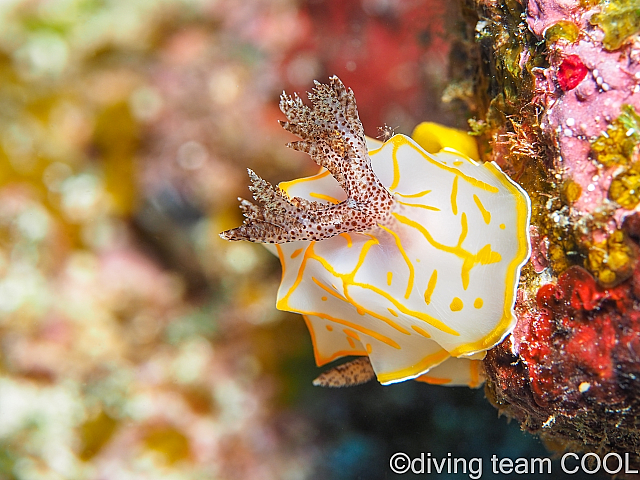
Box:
[468, 0, 640, 462]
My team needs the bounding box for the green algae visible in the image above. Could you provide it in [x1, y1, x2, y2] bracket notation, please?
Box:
[473, 0, 547, 126]
[561, 179, 582, 204]
[544, 20, 580, 45]
[584, 229, 636, 287]
[591, 104, 640, 167]
[609, 162, 640, 209]
[467, 117, 488, 136]
[590, 0, 640, 51]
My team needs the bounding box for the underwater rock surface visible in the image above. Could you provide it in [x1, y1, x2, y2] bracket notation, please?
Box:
[471, 0, 640, 462]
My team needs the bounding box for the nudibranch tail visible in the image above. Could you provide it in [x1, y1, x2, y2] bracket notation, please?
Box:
[219, 75, 394, 244]
[312, 357, 376, 388]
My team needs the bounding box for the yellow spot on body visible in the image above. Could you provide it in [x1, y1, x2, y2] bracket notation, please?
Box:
[284, 242, 412, 337]
[469, 361, 481, 388]
[393, 213, 501, 291]
[386, 271, 393, 286]
[450, 297, 464, 311]
[474, 297, 484, 309]
[307, 311, 402, 349]
[366, 344, 372, 353]
[424, 270, 437, 305]
[415, 375, 452, 385]
[344, 329, 360, 341]
[291, 248, 303, 259]
[396, 189, 432, 198]
[279, 169, 331, 195]
[321, 296, 328, 301]
[326, 325, 333, 331]
[340, 232, 353, 247]
[457, 212, 468, 247]
[500, 223, 506, 230]
[473, 194, 491, 224]
[389, 136, 403, 190]
[453, 160, 463, 166]
[397, 200, 440, 211]
[388, 308, 398, 317]
[347, 337, 356, 348]
[313, 277, 348, 302]
[309, 192, 340, 204]
[378, 224, 414, 299]
[451, 176, 459, 215]
[351, 280, 458, 335]
[477, 244, 501, 264]
[411, 325, 431, 338]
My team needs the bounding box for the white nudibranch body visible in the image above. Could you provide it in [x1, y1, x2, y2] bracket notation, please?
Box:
[221, 76, 531, 388]
[270, 136, 530, 386]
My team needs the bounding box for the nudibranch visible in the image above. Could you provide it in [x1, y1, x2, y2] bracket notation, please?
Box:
[221, 76, 531, 387]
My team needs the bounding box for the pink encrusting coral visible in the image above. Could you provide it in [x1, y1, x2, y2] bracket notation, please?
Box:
[528, 0, 640, 216]
[525, 0, 640, 329]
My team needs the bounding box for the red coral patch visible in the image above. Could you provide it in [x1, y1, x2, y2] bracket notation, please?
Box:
[557, 55, 588, 91]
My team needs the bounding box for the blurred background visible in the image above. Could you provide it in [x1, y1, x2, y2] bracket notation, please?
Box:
[0, 0, 584, 478]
